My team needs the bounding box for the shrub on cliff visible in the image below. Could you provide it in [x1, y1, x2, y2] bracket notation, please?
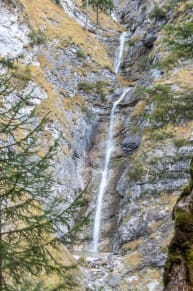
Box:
[147, 84, 193, 127]
[163, 22, 193, 58]
[149, 5, 166, 20]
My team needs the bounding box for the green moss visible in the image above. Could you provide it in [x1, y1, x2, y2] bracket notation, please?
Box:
[181, 183, 193, 198]
[175, 208, 193, 229]
[186, 248, 193, 283]
[190, 158, 193, 179]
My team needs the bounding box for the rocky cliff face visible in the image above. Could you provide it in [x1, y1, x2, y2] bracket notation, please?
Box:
[110, 1, 193, 289]
[1, 0, 193, 290]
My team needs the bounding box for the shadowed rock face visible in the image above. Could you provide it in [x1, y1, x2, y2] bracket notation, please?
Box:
[143, 35, 157, 49]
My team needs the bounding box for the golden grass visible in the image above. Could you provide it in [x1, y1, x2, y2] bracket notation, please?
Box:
[130, 100, 146, 121]
[20, 0, 113, 69]
[40, 244, 84, 290]
[124, 252, 141, 268]
[169, 68, 193, 88]
[117, 75, 132, 87]
[121, 239, 143, 252]
[147, 269, 161, 281]
[22, 243, 84, 290]
[17, 64, 67, 121]
[13, 63, 87, 130]
[38, 54, 53, 70]
[174, 121, 193, 138]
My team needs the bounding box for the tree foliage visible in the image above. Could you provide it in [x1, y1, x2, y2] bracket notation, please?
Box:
[82, 0, 114, 25]
[0, 74, 89, 290]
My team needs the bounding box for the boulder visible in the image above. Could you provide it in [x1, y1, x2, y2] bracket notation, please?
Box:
[121, 135, 141, 153]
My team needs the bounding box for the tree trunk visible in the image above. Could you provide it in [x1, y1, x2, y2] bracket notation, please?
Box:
[85, 0, 88, 30]
[164, 262, 189, 291]
[96, 5, 99, 26]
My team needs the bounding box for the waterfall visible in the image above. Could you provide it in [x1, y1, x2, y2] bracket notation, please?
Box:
[91, 88, 130, 252]
[114, 31, 127, 74]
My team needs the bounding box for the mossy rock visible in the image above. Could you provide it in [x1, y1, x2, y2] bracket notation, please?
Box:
[175, 210, 193, 226]
[190, 158, 193, 179]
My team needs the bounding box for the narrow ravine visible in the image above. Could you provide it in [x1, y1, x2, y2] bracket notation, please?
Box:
[91, 88, 130, 252]
[89, 28, 129, 252]
[72, 25, 134, 290]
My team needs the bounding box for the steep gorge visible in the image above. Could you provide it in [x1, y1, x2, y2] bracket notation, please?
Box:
[1, 0, 193, 290]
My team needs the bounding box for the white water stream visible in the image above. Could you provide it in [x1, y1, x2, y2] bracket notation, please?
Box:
[114, 31, 127, 74]
[91, 88, 130, 252]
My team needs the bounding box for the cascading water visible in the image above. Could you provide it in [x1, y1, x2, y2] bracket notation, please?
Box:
[91, 88, 130, 252]
[114, 31, 127, 74]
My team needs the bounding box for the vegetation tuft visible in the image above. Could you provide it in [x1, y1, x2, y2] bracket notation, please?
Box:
[29, 29, 47, 46]
[149, 5, 166, 20]
[163, 22, 193, 58]
[78, 80, 108, 100]
[75, 48, 87, 59]
[146, 84, 193, 128]
[52, 0, 61, 6]
[0, 57, 16, 70]
[78, 81, 94, 93]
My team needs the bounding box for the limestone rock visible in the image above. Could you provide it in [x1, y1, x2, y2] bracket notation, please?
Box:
[121, 135, 141, 153]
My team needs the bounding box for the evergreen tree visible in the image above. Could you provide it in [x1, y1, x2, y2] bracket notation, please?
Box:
[83, 0, 114, 25]
[0, 74, 89, 290]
